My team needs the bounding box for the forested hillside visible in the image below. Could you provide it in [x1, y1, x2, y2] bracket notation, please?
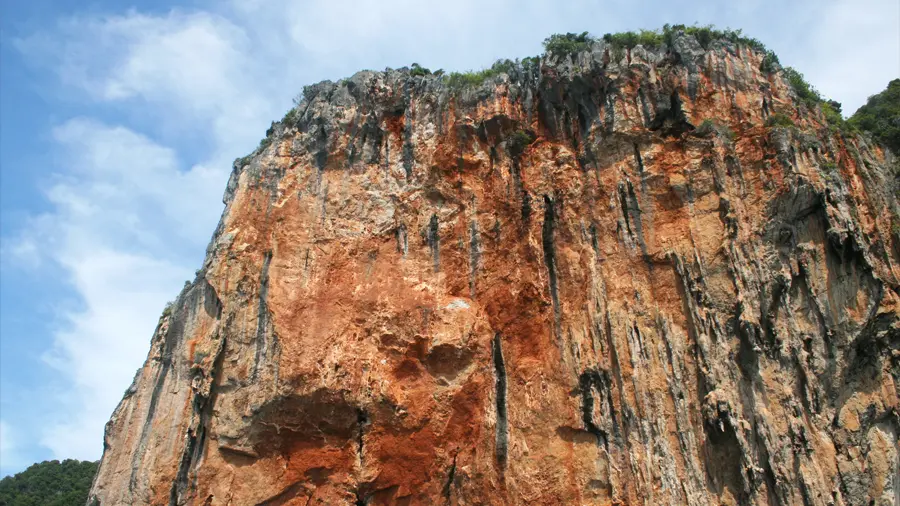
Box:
[0, 460, 97, 506]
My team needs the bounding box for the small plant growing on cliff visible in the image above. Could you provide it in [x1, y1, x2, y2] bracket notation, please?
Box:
[603, 31, 637, 49]
[506, 130, 536, 158]
[445, 59, 517, 90]
[445, 71, 484, 90]
[543, 32, 594, 56]
[695, 119, 734, 140]
[821, 161, 839, 173]
[782, 67, 821, 106]
[302, 84, 318, 102]
[819, 100, 859, 135]
[282, 107, 300, 126]
[280, 93, 305, 126]
[820, 161, 842, 184]
[685, 25, 716, 49]
[521, 56, 541, 73]
[409, 63, 431, 77]
[603, 29, 663, 50]
[766, 113, 795, 128]
[760, 50, 780, 73]
[599, 24, 767, 53]
[257, 133, 274, 152]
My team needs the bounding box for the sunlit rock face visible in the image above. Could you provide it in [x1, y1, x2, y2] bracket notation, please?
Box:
[89, 30, 900, 506]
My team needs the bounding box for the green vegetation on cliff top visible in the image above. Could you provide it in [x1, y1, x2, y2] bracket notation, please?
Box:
[274, 26, 895, 157]
[848, 79, 900, 154]
[0, 459, 98, 506]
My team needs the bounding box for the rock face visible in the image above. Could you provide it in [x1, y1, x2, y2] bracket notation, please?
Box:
[89, 31, 900, 506]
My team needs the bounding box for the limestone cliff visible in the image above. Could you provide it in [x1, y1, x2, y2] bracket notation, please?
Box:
[89, 30, 900, 505]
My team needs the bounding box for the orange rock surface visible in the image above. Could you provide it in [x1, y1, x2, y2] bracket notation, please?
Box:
[89, 32, 900, 505]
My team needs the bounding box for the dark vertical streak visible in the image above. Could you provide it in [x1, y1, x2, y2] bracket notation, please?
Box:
[578, 369, 613, 448]
[396, 224, 408, 256]
[633, 144, 645, 174]
[129, 296, 188, 494]
[542, 196, 561, 336]
[427, 214, 440, 272]
[492, 334, 508, 467]
[469, 219, 481, 298]
[521, 191, 532, 224]
[442, 453, 458, 504]
[402, 120, 415, 179]
[252, 251, 273, 380]
[637, 87, 652, 127]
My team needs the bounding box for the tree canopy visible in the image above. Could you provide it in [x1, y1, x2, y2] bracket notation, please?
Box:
[849, 79, 900, 154]
[0, 460, 98, 506]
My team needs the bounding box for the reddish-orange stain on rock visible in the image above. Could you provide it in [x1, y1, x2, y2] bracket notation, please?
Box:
[90, 32, 899, 506]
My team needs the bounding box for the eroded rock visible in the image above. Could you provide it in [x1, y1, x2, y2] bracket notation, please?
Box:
[90, 31, 900, 506]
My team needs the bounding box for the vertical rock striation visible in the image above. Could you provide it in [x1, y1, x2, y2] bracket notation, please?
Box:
[90, 30, 900, 505]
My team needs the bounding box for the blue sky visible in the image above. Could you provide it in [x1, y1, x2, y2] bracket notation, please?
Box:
[0, 0, 898, 476]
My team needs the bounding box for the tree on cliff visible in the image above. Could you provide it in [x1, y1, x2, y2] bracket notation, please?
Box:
[849, 78, 900, 154]
[0, 460, 98, 506]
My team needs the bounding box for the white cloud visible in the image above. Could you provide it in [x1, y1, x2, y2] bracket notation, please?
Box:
[16, 10, 277, 159]
[1, 421, 25, 474]
[3, 0, 897, 469]
[10, 119, 224, 460]
[806, 0, 900, 114]
[1, 236, 42, 270]
[40, 248, 192, 459]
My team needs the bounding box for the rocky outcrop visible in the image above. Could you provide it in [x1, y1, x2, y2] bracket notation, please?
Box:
[89, 30, 900, 505]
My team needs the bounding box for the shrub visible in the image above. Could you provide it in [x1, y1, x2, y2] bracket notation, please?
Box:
[848, 78, 900, 153]
[279, 92, 305, 126]
[760, 50, 780, 73]
[410, 63, 431, 77]
[282, 106, 300, 126]
[820, 161, 841, 184]
[766, 113, 795, 128]
[521, 56, 541, 73]
[302, 84, 319, 102]
[603, 31, 638, 49]
[257, 133, 274, 152]
[695, 119, 735, 140]
[819, 100, 858, 134]
[696, 119, 715, 132]
[782, 67, 821, 106]
[600, 24, 768, 53]
[603, 29, 664, 50]
[686, 24, 716, 49]
[637, 29, 665, 47]
[506, 130, 536, 158]
[445, 59, 517, 90]
[662, 24, 766, 51]
[543, 32, 594, 56]
[821, 161, 839, 172]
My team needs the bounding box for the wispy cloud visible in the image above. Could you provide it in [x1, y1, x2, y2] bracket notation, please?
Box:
[13, 119, 224, 459]
[1, 420, 25, 473]
[805, 0, 900, 113]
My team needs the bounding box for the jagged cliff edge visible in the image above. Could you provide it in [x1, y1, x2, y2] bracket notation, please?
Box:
[88, 29, 900, 506]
